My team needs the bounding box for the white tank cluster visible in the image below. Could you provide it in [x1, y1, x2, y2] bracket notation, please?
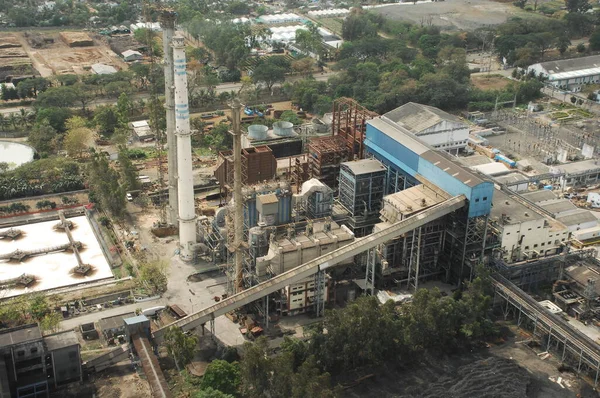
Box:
[172, 36, 197, 262]
[247, 124, 268, 140]
[273, 121, 294, 137]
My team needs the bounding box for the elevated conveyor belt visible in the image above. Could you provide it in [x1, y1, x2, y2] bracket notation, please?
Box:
[153, 195, 466, 342]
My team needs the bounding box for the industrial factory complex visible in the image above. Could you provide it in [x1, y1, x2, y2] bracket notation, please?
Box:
[5, 13, 600, 398]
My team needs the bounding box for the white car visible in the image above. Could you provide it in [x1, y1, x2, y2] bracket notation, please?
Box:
[126, 193, 133, 202]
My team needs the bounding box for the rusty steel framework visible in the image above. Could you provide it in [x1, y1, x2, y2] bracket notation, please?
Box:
[331, 97, 378, 160]
[307, 136, 350, 192]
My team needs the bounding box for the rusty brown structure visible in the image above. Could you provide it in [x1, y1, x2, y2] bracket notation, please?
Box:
[331, 97, 378, 160]
[215, 145, 277, 196]
[307, 136, 351, 191]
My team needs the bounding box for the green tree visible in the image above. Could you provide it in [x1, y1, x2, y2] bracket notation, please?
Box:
[194, 388, 234, 398]
[28, 120, 58, 154]
[239, 337, 271, 398]
[56, 74, 79, 86]
[292, 356, 339, 398]
[87, 151, 127, 216]
[342, 10, 379, 41]
[29, 294, 49, 321]
[36, 107, 72, 132]
[35, 86, 77, 108]
[295, 24, 323, 58]
[40, 312, 62, 333]
[118, 145, 140, 191]
[557, 35, 571, 55]
[201, 360, 240, 396]
[16, 77, 50, 98]
[63, 116, 93, 158]
[565, 0, 591, 13]
[251, 57, 289, 92]
[163, 326, 198, 371]
[94, 105, 122, 137]
[138, 261, 168, 294]
[590, 28, 600, 51]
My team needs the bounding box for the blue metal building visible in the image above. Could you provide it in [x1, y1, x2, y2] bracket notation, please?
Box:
[365, 116, 495, 281]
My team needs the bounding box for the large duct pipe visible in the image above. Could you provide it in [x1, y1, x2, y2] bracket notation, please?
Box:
[172, 36, 197, 262]
[160, 11, 178, 225]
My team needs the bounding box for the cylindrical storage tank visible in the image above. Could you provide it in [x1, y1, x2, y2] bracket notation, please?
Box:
[248, 124, 268, 140]
[248, 227, 269, 257]
[273, 121, 294, 136]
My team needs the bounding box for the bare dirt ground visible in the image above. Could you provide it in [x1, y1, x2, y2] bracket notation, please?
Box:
[17, 31, 127, 77]
[472, 74, 512, 91]
[373, 0, 541, 30]
[53, 362, 151, 398]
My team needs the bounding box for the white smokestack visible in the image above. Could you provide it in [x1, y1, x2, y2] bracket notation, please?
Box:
[160, 12, 178, 225]
[172, 36, 196, 262]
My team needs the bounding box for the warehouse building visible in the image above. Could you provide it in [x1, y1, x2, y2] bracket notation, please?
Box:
[527, 55, 600, 92]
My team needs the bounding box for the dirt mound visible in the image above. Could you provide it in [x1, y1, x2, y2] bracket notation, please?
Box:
[344, 352, 576, 398]
[413, 357, 529, 398]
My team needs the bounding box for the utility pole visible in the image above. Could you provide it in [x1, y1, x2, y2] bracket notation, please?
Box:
[231, 99, 244, 293]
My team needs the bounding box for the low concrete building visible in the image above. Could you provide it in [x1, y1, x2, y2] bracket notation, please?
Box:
[121, 49, 143, 62]
[527, 55, 600, 92]
[98, 312, 136, 340]
[494, 172, 529, 193]
[131, 120, 154, 141]
[491, 189, 569, 263]
[554, 159, 600, 188]
[91, 63, 117, 75]
[0, 324, 82, 397]
[383, 102, 469, 154]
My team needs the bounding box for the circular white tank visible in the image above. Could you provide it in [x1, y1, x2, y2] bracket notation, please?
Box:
[273, 121, 294, 137]
[248, 124, 268, 140]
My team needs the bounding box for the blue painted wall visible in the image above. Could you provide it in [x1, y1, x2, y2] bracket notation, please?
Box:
[365, 123, 494, 218]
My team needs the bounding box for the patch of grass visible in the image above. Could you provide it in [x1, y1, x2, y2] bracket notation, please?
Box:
[317, 18, 343, 35]
[194, 147, 214, 157]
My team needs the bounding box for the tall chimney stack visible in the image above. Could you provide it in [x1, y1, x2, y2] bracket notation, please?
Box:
[172, 36, 196, 262]
[160, 10, 178, 225]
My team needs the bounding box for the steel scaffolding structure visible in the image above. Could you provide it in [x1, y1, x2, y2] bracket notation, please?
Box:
[338, 160, 386, 237]
[443, 208, 491, 283]
[331, 97, 378, 160]
[492, 273, 600, 386]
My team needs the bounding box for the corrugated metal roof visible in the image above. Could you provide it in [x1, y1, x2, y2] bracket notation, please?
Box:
[539, 199, 576, 215]
[370, 116, 485, 188]
[536, 54, 600, 75]
[341, 159, 386, 175]
[556, 209, 598, 226]
[471, 162, 510, 176]
[521, 190, 557, 203]
[383, 102, 463, 134]
[494, 172, 528, 184]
